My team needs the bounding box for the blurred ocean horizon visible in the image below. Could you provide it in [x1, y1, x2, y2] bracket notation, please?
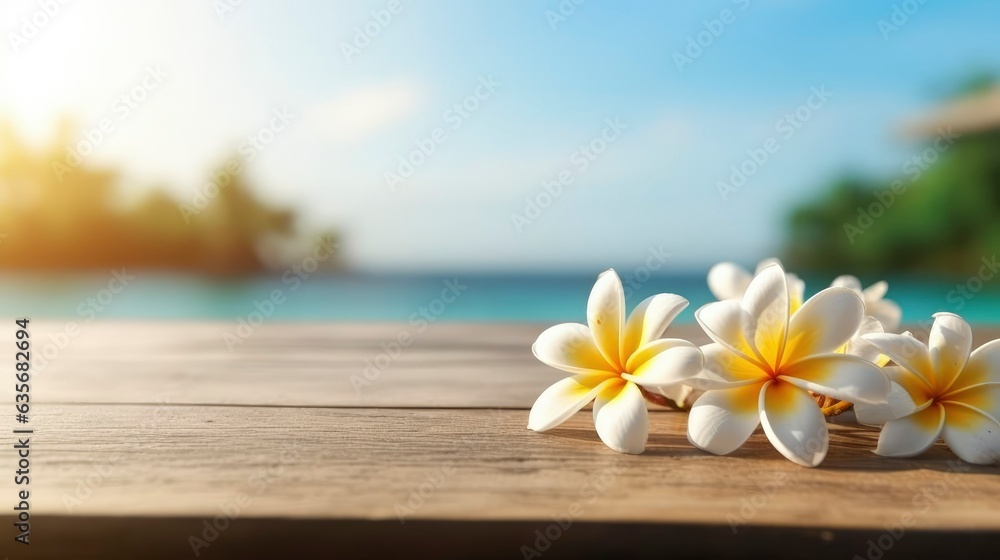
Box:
[3, 271, 999, 325]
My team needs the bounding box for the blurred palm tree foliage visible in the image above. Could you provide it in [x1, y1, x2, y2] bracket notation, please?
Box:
[0, 122, 338, 275]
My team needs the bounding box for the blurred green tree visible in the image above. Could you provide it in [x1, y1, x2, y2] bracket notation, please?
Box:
[0, 123, 334, 275]
[784, 81, 1000, 276]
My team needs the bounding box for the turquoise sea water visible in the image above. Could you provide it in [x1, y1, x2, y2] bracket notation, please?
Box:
[2, 272, 1000, 325]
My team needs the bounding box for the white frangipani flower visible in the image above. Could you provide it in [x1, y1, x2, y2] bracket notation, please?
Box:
[528, 270, 704, 454]
[708, 258, 806, 310]
[709, 259, 887, 399]
[687, 263, 890, 467]
[861, 313, 1000, 465]
[830, 275, 902, 332]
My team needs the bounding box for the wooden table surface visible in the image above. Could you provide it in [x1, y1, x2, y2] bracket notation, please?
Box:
[3, 321, 999, 559]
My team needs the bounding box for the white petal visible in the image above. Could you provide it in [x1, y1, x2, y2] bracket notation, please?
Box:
[620, 293, 688, 363]
[532, 323, 613, 375]
[941, 402, 1000, 465]
[695, 300, 765, 369]
[759, 381, 829, 467]
[787, 274, 806, 311]
[854, 379, 919, 426]
[884, 365, 935, 411]
[689, 343, 768, 390]
[949, 339, 1000, 393]
[707, 262, 752, 301]
[862, 280, 888, 301]
[588, 269, 625, 371]
[626, 338, 694, 371]
[876, 404, 944, 458]
[783, 287, 864, 365]
[754, 257, 784, 274]
[943, 384, 1000, 422]
[868, 299, 902, 332]
[780, 354, 890, 404]
[928, 312, 972, 392]
[527, 375, 618, 432]
[686, 383, 764, 455]
[624, 345, 703, 389]
[856, 315, 885, 337]
[657, 384, 697, 408]
[862, 332, 934, 387]
[843, 316, 886, 364]
[741, 263, 789, 367]
[593, 381, 648, 454]
[831, 275, 862, 293]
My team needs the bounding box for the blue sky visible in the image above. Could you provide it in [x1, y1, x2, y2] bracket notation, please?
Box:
[1, 0, 998, 272]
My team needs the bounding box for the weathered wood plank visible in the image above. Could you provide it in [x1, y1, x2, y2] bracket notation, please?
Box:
[18, 320, 563, 408]
[15, 321, 995, 409]
[13, 405, 1000, 531]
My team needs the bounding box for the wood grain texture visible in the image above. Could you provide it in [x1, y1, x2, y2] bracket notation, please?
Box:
[15, 320, 616, 408]
[4, 320, 1000, 559]
[17, 320, 998, 409]
[13, 405, 1000, 529]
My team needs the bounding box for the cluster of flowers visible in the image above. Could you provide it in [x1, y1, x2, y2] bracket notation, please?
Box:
[528, 259, 1000, 467]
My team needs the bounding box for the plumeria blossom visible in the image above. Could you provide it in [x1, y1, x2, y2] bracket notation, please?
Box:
[709, 261, 891, 372]
[860, 313, 1000, 465]
[831, 275, 902, 332]
[707, 258, 806, 310]
[705, 258, 887, 413]
[687, 263, 890, 467]
[528, 270, 704, 454]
